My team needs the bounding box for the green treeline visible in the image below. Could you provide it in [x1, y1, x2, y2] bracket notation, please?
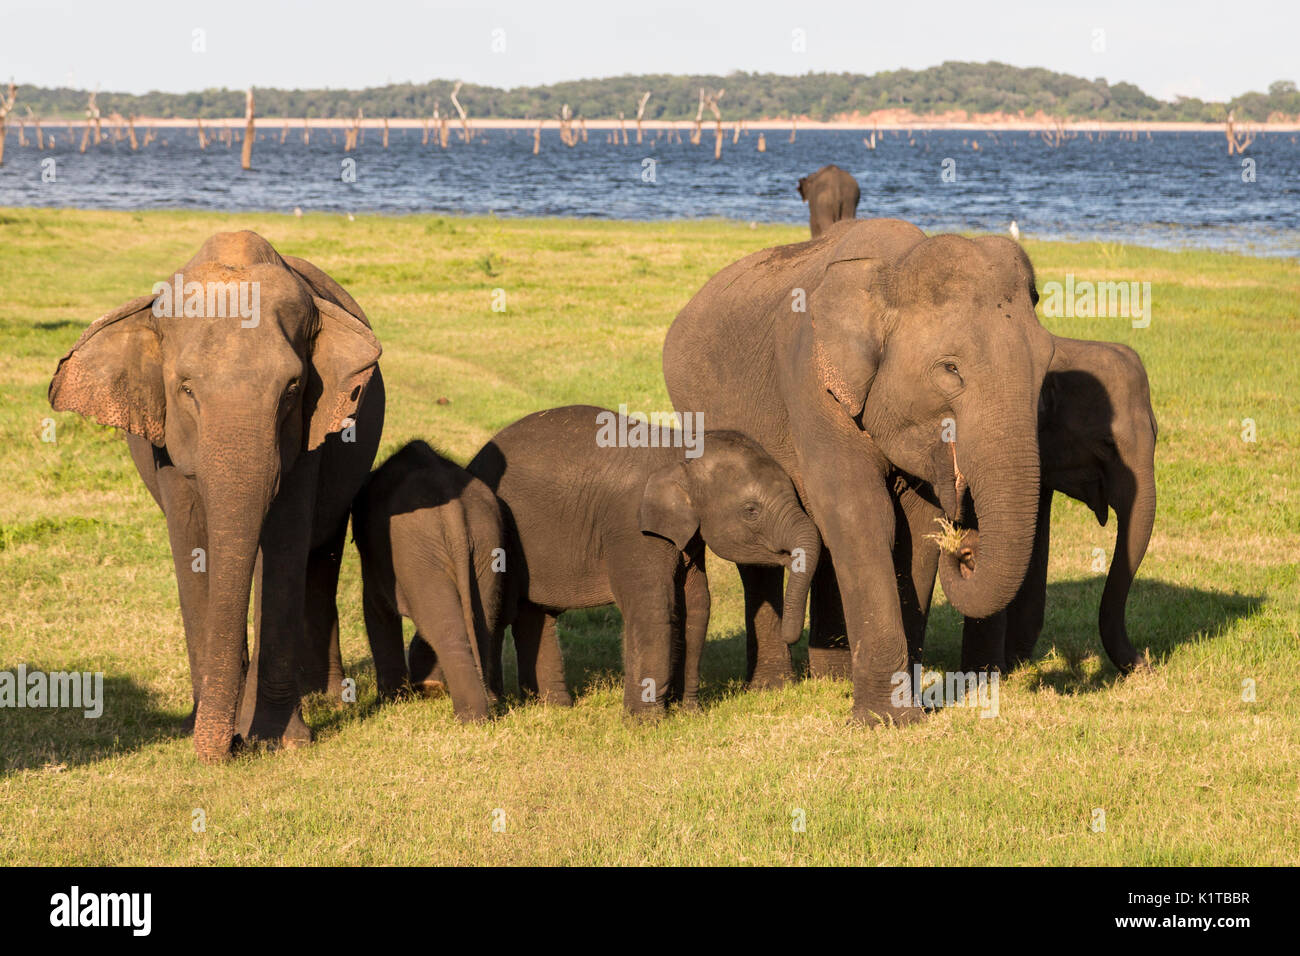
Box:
[13, 62, 1300, 123]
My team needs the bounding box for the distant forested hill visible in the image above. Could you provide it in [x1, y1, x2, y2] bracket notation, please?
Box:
[12, 62, 1300, 122]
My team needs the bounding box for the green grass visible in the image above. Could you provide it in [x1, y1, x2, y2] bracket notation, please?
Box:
[1, 208, 1297, 865]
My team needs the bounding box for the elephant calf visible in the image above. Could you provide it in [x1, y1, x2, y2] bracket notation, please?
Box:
[468, 406, 821, 716]
[960, 336, 1157, 674]
[352, 441, 509, 722]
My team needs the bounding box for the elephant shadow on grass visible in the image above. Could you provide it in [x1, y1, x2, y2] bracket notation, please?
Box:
[0, 666, 187, 774]
[921, 578, 1265, 695]
[518, 578, 1264, 708]
[0, 660, 392, 772]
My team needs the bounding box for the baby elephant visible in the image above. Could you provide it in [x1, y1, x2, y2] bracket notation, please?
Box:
[469, 405, 821, 717]
[352, 441, 509, 721]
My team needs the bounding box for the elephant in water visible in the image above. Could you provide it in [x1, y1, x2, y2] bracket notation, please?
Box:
[797, 164, 860, 238]
[469, 406, 821, 716]
[48, 231, 384, 762]
[664, 219, 1054, 724]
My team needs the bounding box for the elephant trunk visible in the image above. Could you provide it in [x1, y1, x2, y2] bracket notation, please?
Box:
[193, 428, 278, 763]
[1099, 445, 1156, 673]
[778, 507, 822, 645]
[938, 424, 1041, 622]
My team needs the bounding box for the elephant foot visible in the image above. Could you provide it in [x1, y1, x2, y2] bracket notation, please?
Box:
[625, 704, 667, 723]
[849, 701, 926, 728]
[675, 697, 702, 714]
[748, 659, 794, 691]
[807, 646, 853, 680]
[535, 687, 573, 707]
[245, 704, 313, 751]
[415, 679, 448, 699]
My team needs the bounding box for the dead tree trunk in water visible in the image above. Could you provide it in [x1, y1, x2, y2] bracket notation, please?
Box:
[451, 82, 470, 142]
[1225, 111, 1255, 154]
[241, 88, 255, 170]
[0, 83, 16, 166]
[86, 90, 102, 145]
[635, 91, 650, 144]
[344, 110, 361, 151]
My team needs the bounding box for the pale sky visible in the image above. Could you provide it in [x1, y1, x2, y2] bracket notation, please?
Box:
[1, 0, 1293, 103]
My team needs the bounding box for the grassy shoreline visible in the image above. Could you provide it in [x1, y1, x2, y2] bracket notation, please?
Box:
[1, 208, 1297, 865]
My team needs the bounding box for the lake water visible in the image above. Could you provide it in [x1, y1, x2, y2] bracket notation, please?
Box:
[2, 127, 1298, 256]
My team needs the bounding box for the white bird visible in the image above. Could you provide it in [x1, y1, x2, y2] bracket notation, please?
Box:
[293, 206, 303, 218]
[1009, 220, 1021, 241]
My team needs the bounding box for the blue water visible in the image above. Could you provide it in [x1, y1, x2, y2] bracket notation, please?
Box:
[2, 127, 1297, 256]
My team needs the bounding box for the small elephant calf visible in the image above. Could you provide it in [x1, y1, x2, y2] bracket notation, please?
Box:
[469, 405, 821, 717]
[352, 441, 509, 721]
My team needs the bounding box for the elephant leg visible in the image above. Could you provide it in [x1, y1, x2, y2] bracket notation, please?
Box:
[808, 552, 851, 680]
[403, 576, 489, 722]
[1006, 487, 1053, 668]
[609, 545, 676, 718]
[408, 633, 445, 695]
[676, 551, 710, 711]
[961, 613, 1008, 672]
[801, 464, 920, 725]
[894, 477, 942, 667]
[300, 521, 347, 700]
[358, 540, 407, 701]
[512, 603, 571, 705]
[238, 463, 319, 749]
[739, 563, 792, 689]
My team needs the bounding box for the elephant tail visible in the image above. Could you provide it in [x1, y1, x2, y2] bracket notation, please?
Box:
[443, 497, 486, 680]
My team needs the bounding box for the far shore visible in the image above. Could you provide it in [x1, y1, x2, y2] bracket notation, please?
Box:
[25, 116, 1300, 133]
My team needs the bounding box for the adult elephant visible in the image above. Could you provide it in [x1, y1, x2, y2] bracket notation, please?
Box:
[48, 231, 384, 762]
[663, 218, 1054, 723]
[955, 336, 1158, 673]
[797, 165, 860, 238]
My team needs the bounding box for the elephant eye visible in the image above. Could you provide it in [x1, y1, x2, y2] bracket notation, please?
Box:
[283, 380, 300, 399]
[179, 381, 194, 397]
[742, 502, 761, 521]
[942, 362, 959, 375]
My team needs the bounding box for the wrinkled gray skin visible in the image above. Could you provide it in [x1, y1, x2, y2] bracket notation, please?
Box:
[352, 440, 509, 721]
[468, 406, 821, 716]
[664, 219, 1054, 724]
[48, 231, 383, 762]
[798, 164, 860, 238]
[951, 336, 1158, 673]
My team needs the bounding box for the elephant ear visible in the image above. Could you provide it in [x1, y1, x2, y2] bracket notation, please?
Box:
[48, 294, 166, 445]
[283, 255, 371, 326]
[305, 296, 382, 451]
[639, 464, 699, 552]
[975, 235, 1039, 307]
[808, 257, 888, 419]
